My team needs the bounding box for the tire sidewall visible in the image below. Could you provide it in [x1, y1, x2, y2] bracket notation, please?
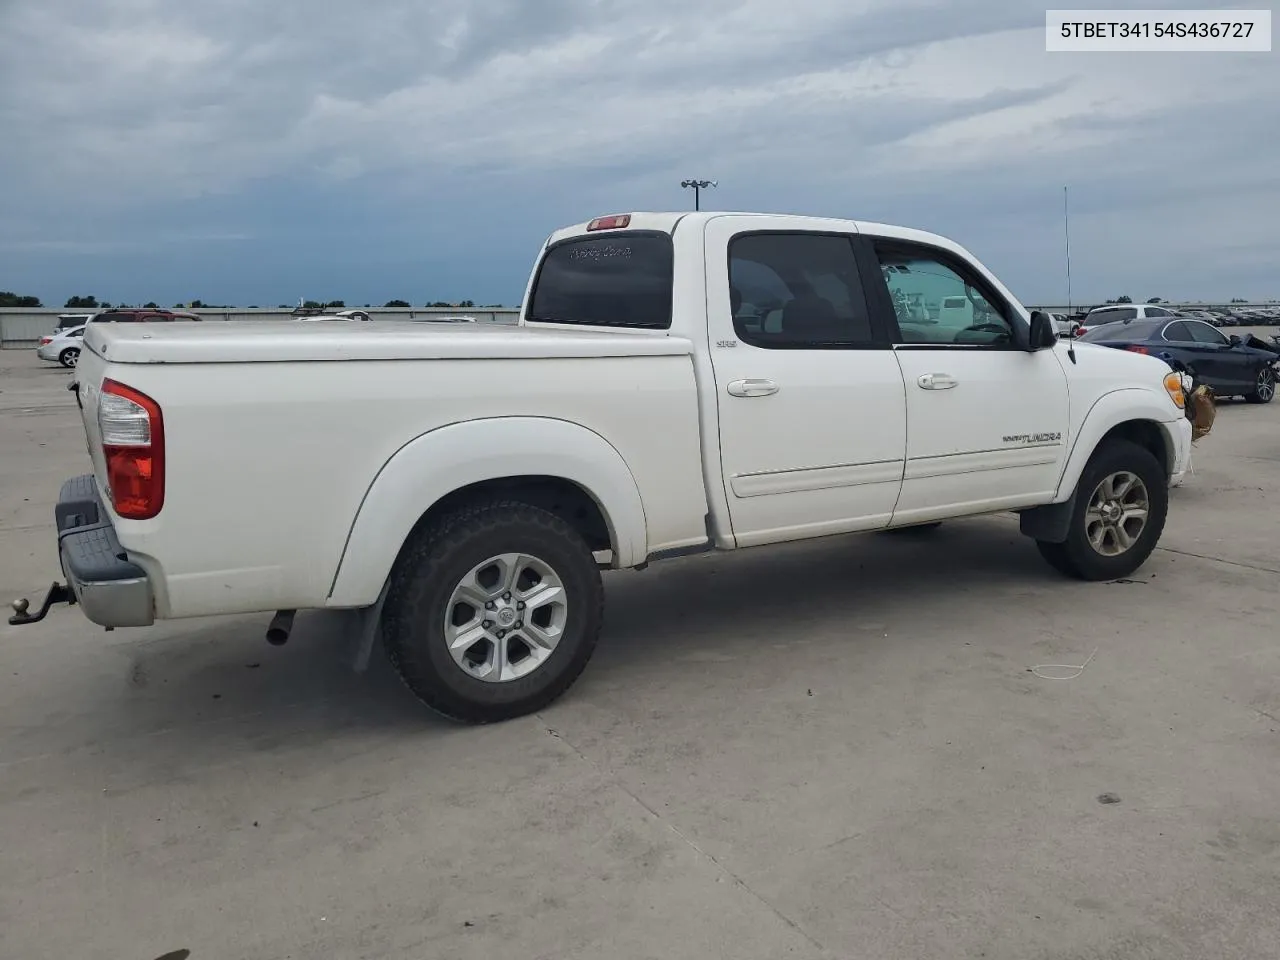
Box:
[1064, 442, 1168, 579]
[386, 511, 602, 712]
[1254, 366, 1275, 402]
[59, 348, 79, 368]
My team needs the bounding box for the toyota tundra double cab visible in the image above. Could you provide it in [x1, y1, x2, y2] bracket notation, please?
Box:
[14, 211, 1193, 723]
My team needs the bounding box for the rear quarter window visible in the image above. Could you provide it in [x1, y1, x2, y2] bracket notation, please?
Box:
[527, 231, 674, 329]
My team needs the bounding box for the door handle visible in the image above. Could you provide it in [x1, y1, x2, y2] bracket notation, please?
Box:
[917, 373, 958, 390]
[726, 378, 779, 398]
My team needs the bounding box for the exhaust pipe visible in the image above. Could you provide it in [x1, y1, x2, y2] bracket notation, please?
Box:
[266, 609, 296, 646]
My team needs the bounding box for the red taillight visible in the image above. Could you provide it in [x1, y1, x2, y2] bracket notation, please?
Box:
[586, 214, 631, 231]
[99, 379, 164, 519]
[1125, 345, 1150, 355]
[39, 337, 52, 345]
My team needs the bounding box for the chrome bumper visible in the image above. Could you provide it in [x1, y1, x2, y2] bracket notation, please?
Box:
[55, 474, 155, 627]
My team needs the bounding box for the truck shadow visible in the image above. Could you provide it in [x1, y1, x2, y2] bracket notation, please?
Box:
[52, 516, 1080, 768]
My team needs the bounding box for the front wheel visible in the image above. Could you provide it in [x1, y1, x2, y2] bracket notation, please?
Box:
[1246, 366, 1275, 404]
[381, 501, 604, 723]
[59, 347, 80, 368]
[1035, 439, 1168, 581]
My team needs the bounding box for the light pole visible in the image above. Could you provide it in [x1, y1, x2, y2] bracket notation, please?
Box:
[681, 178, 717, 211]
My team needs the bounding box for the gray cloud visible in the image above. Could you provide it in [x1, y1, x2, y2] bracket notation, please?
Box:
[2, 0, 1278, 303]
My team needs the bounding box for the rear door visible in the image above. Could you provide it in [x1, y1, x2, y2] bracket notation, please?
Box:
[703, 218, 907, 547]
[859, 234, 1070, 523]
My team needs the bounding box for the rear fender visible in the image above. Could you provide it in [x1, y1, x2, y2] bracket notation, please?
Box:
[327, 417, 647, 606]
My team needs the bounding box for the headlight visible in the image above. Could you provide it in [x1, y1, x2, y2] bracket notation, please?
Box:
[1164, 372, 1186, 409]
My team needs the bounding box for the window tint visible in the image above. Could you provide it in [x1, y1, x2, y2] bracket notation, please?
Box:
[1146, 306, 1173, 317]
[1186, 321, 1228, 345]
[527, 232, 673, 329]
[871, 242, 1013, 346]
[727, 233, 874, 347]
[1161, 321, 1192, 342]
[1083, 320, 1156, 342]
[1088, 307, 1137, 324]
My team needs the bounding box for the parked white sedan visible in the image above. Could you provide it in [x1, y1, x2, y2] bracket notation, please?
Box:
[35, 325, 86, 367]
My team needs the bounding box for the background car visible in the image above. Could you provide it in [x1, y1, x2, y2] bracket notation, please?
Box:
[53, 313, 95, 333]
[1074, 303, 1180, 338]
[87, 308, 203, 323]
[35, 325, 86, 367]
[292, 309, 372, 322]
[1079, 316, 1277, 403]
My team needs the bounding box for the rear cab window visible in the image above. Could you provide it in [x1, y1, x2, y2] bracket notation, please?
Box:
[526, 231, 673, 329]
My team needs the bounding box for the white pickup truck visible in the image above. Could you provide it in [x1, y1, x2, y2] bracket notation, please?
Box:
[14, 212, 1193, 723]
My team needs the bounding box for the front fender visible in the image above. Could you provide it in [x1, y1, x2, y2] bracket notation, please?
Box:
[326, 417, 648, 607]
[1055, 388, 1183, 500]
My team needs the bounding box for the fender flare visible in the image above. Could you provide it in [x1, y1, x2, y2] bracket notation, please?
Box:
[1019, 390, 1181, 544]
[1054, 389, 1181, 501]
[326, 417, 648, 607]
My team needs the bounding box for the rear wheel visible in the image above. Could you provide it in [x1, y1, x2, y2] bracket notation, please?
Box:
[381, 501, 604, 723]
[1035, 439, 1167, 581]
[1246, 366, 1275, 404]
[58, 347, 80, 368]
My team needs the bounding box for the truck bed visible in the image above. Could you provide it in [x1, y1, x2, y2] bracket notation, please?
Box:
[74, 321, 710, 619]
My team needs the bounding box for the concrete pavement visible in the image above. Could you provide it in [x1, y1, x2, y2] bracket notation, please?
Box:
[2, 348, 1278, 960]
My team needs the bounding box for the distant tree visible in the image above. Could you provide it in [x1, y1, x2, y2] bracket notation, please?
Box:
[101, 302, 113, 309]
[324, 300, 345, 309]
[0, 291, 43, 307]
[303, 300, 323, 309]
[64, 295, 99, 308]
[458, 299, 475, 308]
[277, 304, 289, 308]
[189, 300, 205, 308]
[384, 299, 411, 308]
[248, 305, 259, 309]
[1231, 297, 1247, 303]
[482, 303, 505, 308]
[1115, 295, 1132, 303]
[143, 301, 159, 308]
[1146, 297, 1163, 303]
[427, 300, 454, 307]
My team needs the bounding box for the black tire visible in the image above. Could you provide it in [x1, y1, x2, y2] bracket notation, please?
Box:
[1035, 439, 1168, 581]
[878, 521, 943, 535]
[1245, 366, 1275, 404]
[59, 347, 80, 368]
[381, 500, 604, 723]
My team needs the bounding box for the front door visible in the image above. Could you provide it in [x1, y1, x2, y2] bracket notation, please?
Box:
[859, 235, 1071, 524]
[704, 218, 907, 548]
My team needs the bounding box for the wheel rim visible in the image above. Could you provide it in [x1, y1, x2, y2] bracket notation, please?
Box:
[1257, 369, 1274, 401]
[443, 553, 568, 683]
[1085, 471, 1150, 557]
[65, 350, 79, 367]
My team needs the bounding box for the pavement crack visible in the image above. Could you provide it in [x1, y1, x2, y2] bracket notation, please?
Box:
[539, 717, 832, 957]
[1154, 545, 1280, 575]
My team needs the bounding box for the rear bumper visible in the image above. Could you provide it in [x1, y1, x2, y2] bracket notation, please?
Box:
[55, 474, 155, 627]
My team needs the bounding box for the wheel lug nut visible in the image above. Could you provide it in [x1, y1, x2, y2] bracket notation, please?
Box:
[485, 601, 495, 610]
[483, 620, 492, 628]
[497, 630, 506, 639]
[503, 592, 511, 601]
[517, 601, 525, 610]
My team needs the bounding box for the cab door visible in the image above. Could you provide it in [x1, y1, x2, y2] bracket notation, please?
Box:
[703, 216, 907, 548]
[858, 234, 1070, 524]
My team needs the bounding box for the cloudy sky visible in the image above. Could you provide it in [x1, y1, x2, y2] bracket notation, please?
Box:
[1, 0, 1277, 308]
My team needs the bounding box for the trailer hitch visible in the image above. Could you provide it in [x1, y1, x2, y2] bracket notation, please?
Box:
[8, 582, 75, 626]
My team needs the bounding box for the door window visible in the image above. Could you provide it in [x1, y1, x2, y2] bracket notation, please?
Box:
[1185, 321, 1228, 345]
[870, 242, 1014, 346]
[1161, 321, 1193, 342]
[727, 233, 874, 348]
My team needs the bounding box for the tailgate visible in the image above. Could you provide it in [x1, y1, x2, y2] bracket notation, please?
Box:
[72, 341, 111, 500]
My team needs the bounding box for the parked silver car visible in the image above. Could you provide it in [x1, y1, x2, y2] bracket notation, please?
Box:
[35, 325, 86, 367]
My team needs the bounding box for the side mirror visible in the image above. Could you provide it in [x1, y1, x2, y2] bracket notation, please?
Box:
[1228, 334, 1242, 346]
[1027, 311, 1056, 351]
